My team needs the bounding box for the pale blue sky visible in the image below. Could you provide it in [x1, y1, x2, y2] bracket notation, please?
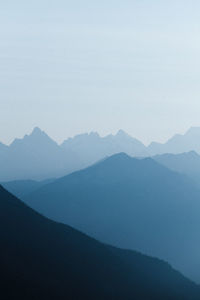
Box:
[1, 1, 200, 145]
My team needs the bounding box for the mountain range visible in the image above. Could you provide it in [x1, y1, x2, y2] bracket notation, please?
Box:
[149, 127, 200, 155]
[1, 178, 54, 199]
[153, 151, 200, 186]
[22, 153, 200, 282]
[2, 184, 200, 299]
[0, 127, 85, 181]
[0, 128, 147, 181]
[2, 126, 200, 181]
[61, 129, 148, 164]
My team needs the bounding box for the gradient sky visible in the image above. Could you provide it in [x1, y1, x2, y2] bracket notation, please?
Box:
[1, 1, 200, 145]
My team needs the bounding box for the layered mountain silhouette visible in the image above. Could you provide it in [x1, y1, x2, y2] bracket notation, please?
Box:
[24, 153, 200, 282]
[148, 127, 200, 155]
[2, 126, 200, 181]
[0, 142, 8, 154]
[1, 178, 54, 199]
[153, 151, 200, 186]
[0, 128, 148, 181]
[0, 127, 81, 181]
[61, 129, 148, 165]
[2, 185, 199, 299]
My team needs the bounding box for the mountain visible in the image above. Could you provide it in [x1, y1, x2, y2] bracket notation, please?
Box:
[0, 127, 81, 181]
[153, 151, 200, 186]
[24, 153, 200, 282]
[2, 185, 199, 299]
[148, 127, 200, 155]
[0, 128, 149, 182]
[1, 178, 55, 198]
[3, 126, 200, 182]
[0, 141, 8, 154]
[61, 129, 148, 167]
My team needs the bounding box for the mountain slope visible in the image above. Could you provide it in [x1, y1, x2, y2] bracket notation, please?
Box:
[1, 178, 55, 198]
[25, 153, 200, 282]
[148, 127, 200, 155]
[3, 126, 200, 182]
[1, 185, 199, 299]
[153, 151, 200, 186]
[0, 142, 8, 154]
[0, 128, 81, 181]
[61, 129, 148, 167]
[0, 128, 149, 182]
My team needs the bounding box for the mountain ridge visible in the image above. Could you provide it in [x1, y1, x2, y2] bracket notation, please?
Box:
[2, 126, 200, 181]
[152, 151, 200, 186]
[0, 127, 148, 181]
[148, 127, 200, 154]
[2, 185, 199, 299]
[24, 152, 200, 282]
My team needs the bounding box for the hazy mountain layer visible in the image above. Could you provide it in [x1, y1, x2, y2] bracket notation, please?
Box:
[148, 127, 200, 155]
[0, 127, 82, 181]
[24, 153, 200, 282]
[1, 178, 55, 198]
[153, 151, 200, 186]
[2, 126, 200, 181]
[2, 185, 199, 299]
[61, 129, 148, 165]
[0, 128, 148, 181]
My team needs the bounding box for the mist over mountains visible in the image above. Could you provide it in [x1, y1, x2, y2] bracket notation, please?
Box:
[3, 0, 200, 296]
[153, 151, 200, 186]
[61, 129, 148, 163]
[2, 126, 200, 181]
[2, 126, 200, 297]
[22, 153, 200, 282]
[0, 127, 81, 181]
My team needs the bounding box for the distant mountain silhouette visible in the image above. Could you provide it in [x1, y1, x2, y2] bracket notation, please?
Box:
[2, 185, 199, 299]
[2, 126, 200, 181]
[148, 127, 200, 155]
[153, 151, 200, 186]
[0, 127, 81, 181]
[1, 178, 55, 198]
[0, 141, 8, 153]
[24, 153, 200, 282]
[0, 128, 149, 181]
[61, 129, 148, 167]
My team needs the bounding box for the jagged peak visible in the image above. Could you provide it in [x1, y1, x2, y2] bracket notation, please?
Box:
[185, 127, 200, 136]
[63, 131, 100, 144]
[32, 126, 43, 134]
[30, 127, 47, 137]
[108, 152, 131, 160]
[116, 129, 129, 137]
[88, 131, 100, 137]
[10, 127, 57, 147]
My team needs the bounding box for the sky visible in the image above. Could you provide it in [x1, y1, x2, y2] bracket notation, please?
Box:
[1, 1, 200, 145]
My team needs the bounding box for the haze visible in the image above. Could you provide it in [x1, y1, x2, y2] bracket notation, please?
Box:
[1, 0, 200, 144]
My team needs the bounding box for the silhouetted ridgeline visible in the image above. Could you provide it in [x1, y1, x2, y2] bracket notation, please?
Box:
[2, 126, 200, 181]
[1, 178, 55, 199]
[0, 127, 147, 181]
[23, 153, 200, 282]
[153, 151, 200, 186]
[1, 185, 200, 299]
